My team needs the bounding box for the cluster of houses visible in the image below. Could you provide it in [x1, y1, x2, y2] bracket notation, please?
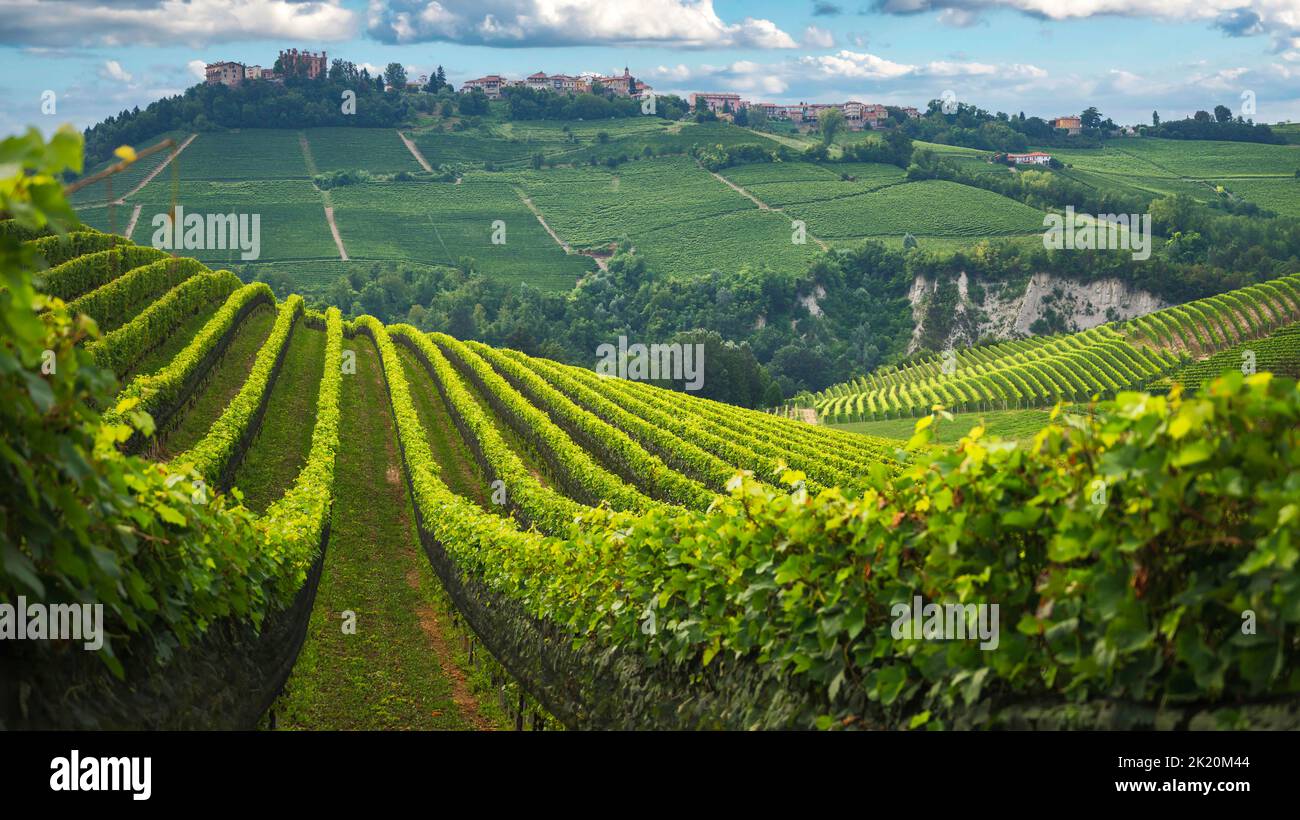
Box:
[204, 49, 328, 87]
[203, 56, 1088, 151]
[460, 67, 651, 100]
[687, 93, 920, 129]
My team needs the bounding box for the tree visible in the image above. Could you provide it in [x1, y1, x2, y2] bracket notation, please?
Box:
[1080, 106, 1102, 130]
[384, 62, 407, 91]
[425, 65, 443, 93]
[1193, 110, 1212, 124]
[436, 65, 447, 90]
[819, 107, 845, 146]
[1152, 110, 1160, 127]
[1214, 104, 1233, 123]
[459, 87, 489, 115]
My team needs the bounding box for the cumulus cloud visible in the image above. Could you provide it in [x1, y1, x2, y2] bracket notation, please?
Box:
[0, 0, 356, 48]
[802, 25, 836, 48]
[98, 59, 132, 83]
[365, 0, 798, 48]
[186, 59, 207, 82]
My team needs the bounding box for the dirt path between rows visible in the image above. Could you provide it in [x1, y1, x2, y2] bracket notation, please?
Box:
[411, 591, 495, 731]
[324, 205, 349, 261]
[708, 169, 830, 251]
[515, 189, 609, 272]
[299, 132, 348, 261]
[398, 130, 434, 172]
[123, 203, 143, 239]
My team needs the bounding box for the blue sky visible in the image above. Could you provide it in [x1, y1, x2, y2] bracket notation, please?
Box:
[2, 0, 1298, 137]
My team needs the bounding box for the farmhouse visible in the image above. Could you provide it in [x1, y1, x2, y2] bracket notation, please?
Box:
[1007, 151, 1054, 166]
[1052, 115, 1082, 135]
[204, 61, 245, 87]
[689, 92, 746, 113]
[461, 75, 507, 98]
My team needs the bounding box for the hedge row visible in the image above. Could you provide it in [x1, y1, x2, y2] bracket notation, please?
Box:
[605, 369, 888, 480]
[386, 323, 586, 535]
[171, 295, 303, 486]
[389, 362, 1300, 728]
[27, 231, 126, 268]
[508, 350, 744, 493]
[87, 269, 241, 377]
[552, 359, 832, 496]
[39, 245, 169, 302]
[259, 307, 343, 596]
[107, 282, 275, 437]
[376, 319, 804, 729]
[67, 255, 208, 332]
[431, 332, 654, 514]
[470, 341, 716, 510]
[625, 375, 890, 483]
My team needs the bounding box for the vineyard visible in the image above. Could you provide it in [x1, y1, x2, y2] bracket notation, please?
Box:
[5, 164, 1300, 729]
[5, 120, 1300, 736]
[814, 272, 1300, 422]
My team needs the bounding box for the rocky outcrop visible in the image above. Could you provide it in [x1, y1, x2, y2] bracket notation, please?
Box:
[908, 271, 1168, 352]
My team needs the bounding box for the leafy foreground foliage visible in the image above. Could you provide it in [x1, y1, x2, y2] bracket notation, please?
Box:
[560, 377, 1300, 727]
[0, 127, 337, 674]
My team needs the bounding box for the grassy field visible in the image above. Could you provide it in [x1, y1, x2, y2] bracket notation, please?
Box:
[174, 130, 310, 179]
[1215, 176, 1300, 217]
[516, 155, 822, 275]
[830, 408, 1056, 444]
[720, 160, 907, 205]
[303, 127, 421, 174]
[128, 179, 337, 264]
[790, 179, 1047, 239]
[329, 175, 593, 290]
[1047, 137, 1300, 212]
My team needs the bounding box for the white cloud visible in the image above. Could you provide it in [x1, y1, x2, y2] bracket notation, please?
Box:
[802, 25, 835, 48]
[0, 0, 356, 48]
[874, 0, 1300, 46]
[936, 8, 982, 26]
[186, 59, 207, 82]
[98, 59, 133, 83]
[798, 49, 917, 80]
[367, 0, 798, 48]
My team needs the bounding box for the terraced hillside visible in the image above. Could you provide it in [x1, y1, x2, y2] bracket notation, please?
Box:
[814, 273, 1300, 422]
[11, 207, 1300, 730]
